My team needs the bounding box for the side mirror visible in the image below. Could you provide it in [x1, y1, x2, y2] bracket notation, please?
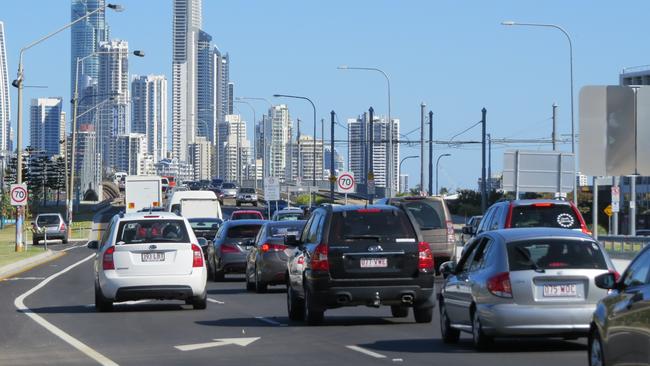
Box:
[439, 261, 456, 279]
[285, 234, 299, 247]
[595, 272, 618, 290]
[87, 240, 99, 250]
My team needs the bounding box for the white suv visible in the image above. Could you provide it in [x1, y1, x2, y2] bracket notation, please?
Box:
[88, 212, 207, 312]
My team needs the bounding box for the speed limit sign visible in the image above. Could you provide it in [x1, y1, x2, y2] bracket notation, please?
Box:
[336, 172, 356, 193]
[10, 183, 28, 206]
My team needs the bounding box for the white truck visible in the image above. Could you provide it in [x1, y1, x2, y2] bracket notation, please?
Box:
[167, 191, 223, 220]
[124, 175, 163, 213]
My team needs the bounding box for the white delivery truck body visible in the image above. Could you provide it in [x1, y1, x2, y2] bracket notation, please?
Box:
[125, 176, 163, 213]
[168, 191, 222, 220]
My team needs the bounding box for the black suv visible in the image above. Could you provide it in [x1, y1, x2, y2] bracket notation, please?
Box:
[285, 205, 435, 325]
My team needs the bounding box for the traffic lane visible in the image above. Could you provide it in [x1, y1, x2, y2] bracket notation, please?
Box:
[0, 246, 99, 366]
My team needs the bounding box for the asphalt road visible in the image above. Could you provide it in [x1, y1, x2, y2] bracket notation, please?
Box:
[0, 242, 592, 366]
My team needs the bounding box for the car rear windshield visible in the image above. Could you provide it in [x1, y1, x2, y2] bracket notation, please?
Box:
[277, 213, 304, 221]
[222, 183, 236, 189]
[188, 219, 222, 230]
[116, 220, 190, 244]
[239, 188, 255, 193]
[232, 213, 261, 220]
[399, 199, 446, 230]
[227, 225, 262, 238]
[37, 215, 61, 226]
[507, 239, 607, 271]
[269, 223, 305, 237]
[329, 209, 417, 243]
[511, 204, 581, 229]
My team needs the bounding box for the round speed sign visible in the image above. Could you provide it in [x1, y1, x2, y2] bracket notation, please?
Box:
[337, 172, 355, 193]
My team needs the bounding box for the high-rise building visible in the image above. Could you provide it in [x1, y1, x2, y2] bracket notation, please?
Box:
[0, 21, 10, 153]
[214, 49, 230, 124]
[263, 105, 292, 180]
[324, 146, 344, 175]
[115, 133, 150, 175]
[155, 158, 194, 182]
[76, 124, 102, 200]
[172, 0, 202, 162]
[30, 98, 66, 158]
[189, 136, 211, 180]
[399, 174, 409, 193]
[98, 39, 129, 173]
[294, 135, 324, 182]
[131, 75, 168, 162]
[227, 82, 234, 115]
[347, 113, 400, 190]
[218, 114, 250, 183]
[196, 30, 215, 143]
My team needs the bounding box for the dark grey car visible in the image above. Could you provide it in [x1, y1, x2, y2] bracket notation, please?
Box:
[211, 219, 265, 281]
[245, 220, 307, 293]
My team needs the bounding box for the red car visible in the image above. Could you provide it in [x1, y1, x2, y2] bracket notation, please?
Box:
[230, 210, 264, 220]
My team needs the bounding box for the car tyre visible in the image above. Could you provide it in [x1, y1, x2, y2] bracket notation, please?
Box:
[472, 310, 492, 351]
[245, 266, 255, 291]
[588, 328, 605, 366]
[192, 291, 207, 310]
[440, 303, 460, 343]
[390, 305, 409, 318]
[255, 266, 267, 293]
[213, 257, 225, 281]
[287, 283, 305, 321]
[303, 285, 324, 325]
[413, 305, 433, 323]
[95, 285, 113, 312]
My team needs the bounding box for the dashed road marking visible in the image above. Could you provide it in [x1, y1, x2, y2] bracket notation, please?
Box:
[2, 277, 46, 281]
[14, 254, 118, 366]
[346, 345, 387, 359]
[254, 316, 287, 327]
[207, 298, 224, 304]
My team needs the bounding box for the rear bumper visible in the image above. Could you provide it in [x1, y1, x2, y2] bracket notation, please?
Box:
[115, 285, 195, 302]
[219, 253, 247, 273]
[259, 258, 288, 284]
[33, 233, 67, 241]
[99, 270, 206, 300]
[477, 303, 595, 336]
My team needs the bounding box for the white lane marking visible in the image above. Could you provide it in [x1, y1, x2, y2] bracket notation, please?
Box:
[346, 345, 387, 359]
[207, 298, 224, 304]
[14, 254, 118, 366]
[61, 244, 86, 252]
[254, 316, 287, 327]
[175, 337, 260, 352]
[3, 277, 46, 281]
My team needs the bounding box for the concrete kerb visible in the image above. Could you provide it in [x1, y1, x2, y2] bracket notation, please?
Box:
[0, 239, 87, 281]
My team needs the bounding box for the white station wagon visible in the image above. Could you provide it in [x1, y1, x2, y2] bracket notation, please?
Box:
[89, 212, 208, 311]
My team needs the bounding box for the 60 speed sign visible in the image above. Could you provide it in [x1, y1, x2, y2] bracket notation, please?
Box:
[336, 172, 355, 193]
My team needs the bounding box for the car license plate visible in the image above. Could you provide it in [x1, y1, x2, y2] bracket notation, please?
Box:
[360, 258, 387, 268]
[543, 284, 577, 297]
[142, 252, 165, 262]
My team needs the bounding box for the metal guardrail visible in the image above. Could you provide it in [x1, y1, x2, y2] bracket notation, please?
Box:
[598, 235, 650, 257]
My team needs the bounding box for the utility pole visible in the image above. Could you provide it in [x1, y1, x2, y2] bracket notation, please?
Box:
[630, 175, 636, 235]
[428, 111, 433, 196]
[368, 107, 374, 204]
[552, 103, 557, 150]
[420, 102, 426, 192]
[321, 118, 325, 184]
[488, 133, 492, 194]
[296, 118, 301, 182]
[613, 176, 619, 235]
[330, 111, 335, 201]
[481, 108, 487, 213]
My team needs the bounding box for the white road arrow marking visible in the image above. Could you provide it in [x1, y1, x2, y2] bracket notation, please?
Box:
[174, 337, 260, 352]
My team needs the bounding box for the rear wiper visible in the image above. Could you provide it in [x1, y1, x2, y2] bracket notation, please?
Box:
[516, 247, 545, 273]
[344, 235, 381, 241]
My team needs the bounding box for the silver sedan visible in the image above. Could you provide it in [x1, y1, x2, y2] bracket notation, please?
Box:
[438, 228, 616, 350]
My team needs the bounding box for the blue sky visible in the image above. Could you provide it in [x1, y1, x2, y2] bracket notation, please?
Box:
[2, 1, 648, 190]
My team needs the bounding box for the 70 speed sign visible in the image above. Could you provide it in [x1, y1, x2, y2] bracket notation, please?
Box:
[336, 172, 356, 194]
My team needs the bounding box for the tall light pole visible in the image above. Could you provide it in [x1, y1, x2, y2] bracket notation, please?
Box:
[338, 65, 393, 197]
[234, 100, 256, 189]
[399, 155, 418, 193]
[436, 153, 451, 196]
[11, 3, 123, 252]
[501, 20, 576, 204]
[273, 94, 317, 187]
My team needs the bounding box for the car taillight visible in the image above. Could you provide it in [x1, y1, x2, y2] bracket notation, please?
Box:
[445, 221, 455, 243]
[487, 272, 512, 298]
[102, 246, 115, 270]
[261, 243, 287, 253]
[192, 244, 204, 267]
[221, 243, 239, 254]
[505, 202, 514, 228]
[356, 208, 382, 213]
[59, 222, 66, 232]
[418, 241, 434, 272]
[310, 243, 329, 271]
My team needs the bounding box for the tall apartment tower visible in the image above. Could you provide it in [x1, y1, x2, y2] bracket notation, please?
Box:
[0, 21, 10, 152]
[172, 0, 202, 162]
[115, 133, 148, 175]
[218, 114, 250, 182]
[77, 124, 102, 200]
[97, 39, 129, 174]
[214, 50, 230, 124]
[30, 98, 66, 158]
[196, 30, 215, 143]
[189, 136, 211, 180]
[265, 105, 292, 180]
[131, 75, 168, 163]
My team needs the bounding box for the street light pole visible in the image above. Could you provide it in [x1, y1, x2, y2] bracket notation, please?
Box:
[273, 94, 317, 187]
[436, 154, 451, 196]
[501, 20, 576, 203]
[11, 3, 123, 252]
[337, 65, 393, 197]
[399, 155, 418, 193]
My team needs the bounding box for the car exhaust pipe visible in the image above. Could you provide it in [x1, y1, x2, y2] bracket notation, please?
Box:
[401, 294, 414, 304]
[371, 292, 381, 308]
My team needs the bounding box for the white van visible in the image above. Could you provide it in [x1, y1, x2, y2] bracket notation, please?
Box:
[167, 190, 223, 220]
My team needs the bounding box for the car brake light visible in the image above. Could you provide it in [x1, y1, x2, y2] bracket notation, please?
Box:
[445, 221, 455, 243]
[310, 243, 329, 271]
[143, 215, 159, 218]
[191, 244, 204, 267]
[418, 241, 434, 272]
[59, 222, 66, 232]
[261, 243, 287, 252]
[532, 203, 553, 207]
[221, 243, 239, 254]
[102, 246, 115, 270]
[487, 272, 512, 298]
[356, 208, 381, 213]
[505, 202, 514, 228]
